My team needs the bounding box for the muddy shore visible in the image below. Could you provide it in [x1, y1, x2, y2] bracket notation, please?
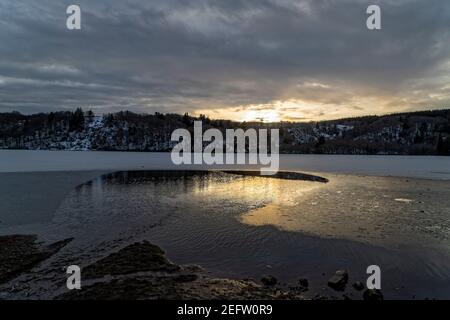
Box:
[0, 235, 307, 300]
[0, 235, 72, 285]
[0, 235, 384, 300]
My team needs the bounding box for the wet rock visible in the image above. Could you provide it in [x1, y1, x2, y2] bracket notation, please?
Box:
[173, 274, 198, 283]
[298, 278, 309, 288]
[47, 238, 73, 252]
[83, 241, 180, 279]
[363, 289, 384, 301]
[57, 277, 186, 300]
[261, 275, 277, 286]
[289, 278, 309, 292]
[58, 274, 307, 300]
[0, 235, 72, 283]
[56, 240, 307, 300]
[0, 235, 72, 285]
[327, 270, 348, 291]
[352, 281, 365, 291]
[183, 264, 203, 273]
[56, 240, 310, 300]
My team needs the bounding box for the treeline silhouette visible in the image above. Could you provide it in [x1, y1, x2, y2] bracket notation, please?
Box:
[0, 108, 449, 155]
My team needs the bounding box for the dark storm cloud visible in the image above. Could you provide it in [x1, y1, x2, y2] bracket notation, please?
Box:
[0, 0, 449, 118]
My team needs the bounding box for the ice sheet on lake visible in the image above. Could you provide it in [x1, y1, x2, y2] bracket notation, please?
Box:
[0, 150, 449, 180]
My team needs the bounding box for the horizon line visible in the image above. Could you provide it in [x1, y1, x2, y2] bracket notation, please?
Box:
[2, 107, 450, 124]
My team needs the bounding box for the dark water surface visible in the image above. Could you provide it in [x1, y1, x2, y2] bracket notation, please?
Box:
[1, 170, 450, 299]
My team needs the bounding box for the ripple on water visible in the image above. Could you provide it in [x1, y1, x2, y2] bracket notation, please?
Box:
[3, 170, 450, 299]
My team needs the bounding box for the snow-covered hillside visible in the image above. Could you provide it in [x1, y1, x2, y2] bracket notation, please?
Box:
[0, 108, 449, 155]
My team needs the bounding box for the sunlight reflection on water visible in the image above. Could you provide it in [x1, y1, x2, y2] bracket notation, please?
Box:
[2, 170, 450, 299]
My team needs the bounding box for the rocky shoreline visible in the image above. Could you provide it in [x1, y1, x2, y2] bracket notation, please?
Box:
[57, 240, 309, 300]
[0, 235, 72, 285]
[0, 235, 383, 300]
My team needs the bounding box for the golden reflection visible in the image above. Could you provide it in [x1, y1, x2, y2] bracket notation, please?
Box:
[192, 173, 323, 229]
[240, 203, 305, 231]
[239, 180, 322, 232]
[188, 173, 450, 247]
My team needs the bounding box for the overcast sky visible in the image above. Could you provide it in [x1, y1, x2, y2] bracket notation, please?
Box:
[1, 0, 449, 121]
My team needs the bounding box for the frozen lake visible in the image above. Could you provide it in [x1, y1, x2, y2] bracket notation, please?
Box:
[1, 150, 448, 227]
[0, 151, 450, 299]
[0, 150, 449, 179]
[1, 170, 450, 299]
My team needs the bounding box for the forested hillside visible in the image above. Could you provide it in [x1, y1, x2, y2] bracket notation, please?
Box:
[1, 108, 449, 155]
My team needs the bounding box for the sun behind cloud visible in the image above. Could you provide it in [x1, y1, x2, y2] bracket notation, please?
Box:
[241, 109, 281, 123]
